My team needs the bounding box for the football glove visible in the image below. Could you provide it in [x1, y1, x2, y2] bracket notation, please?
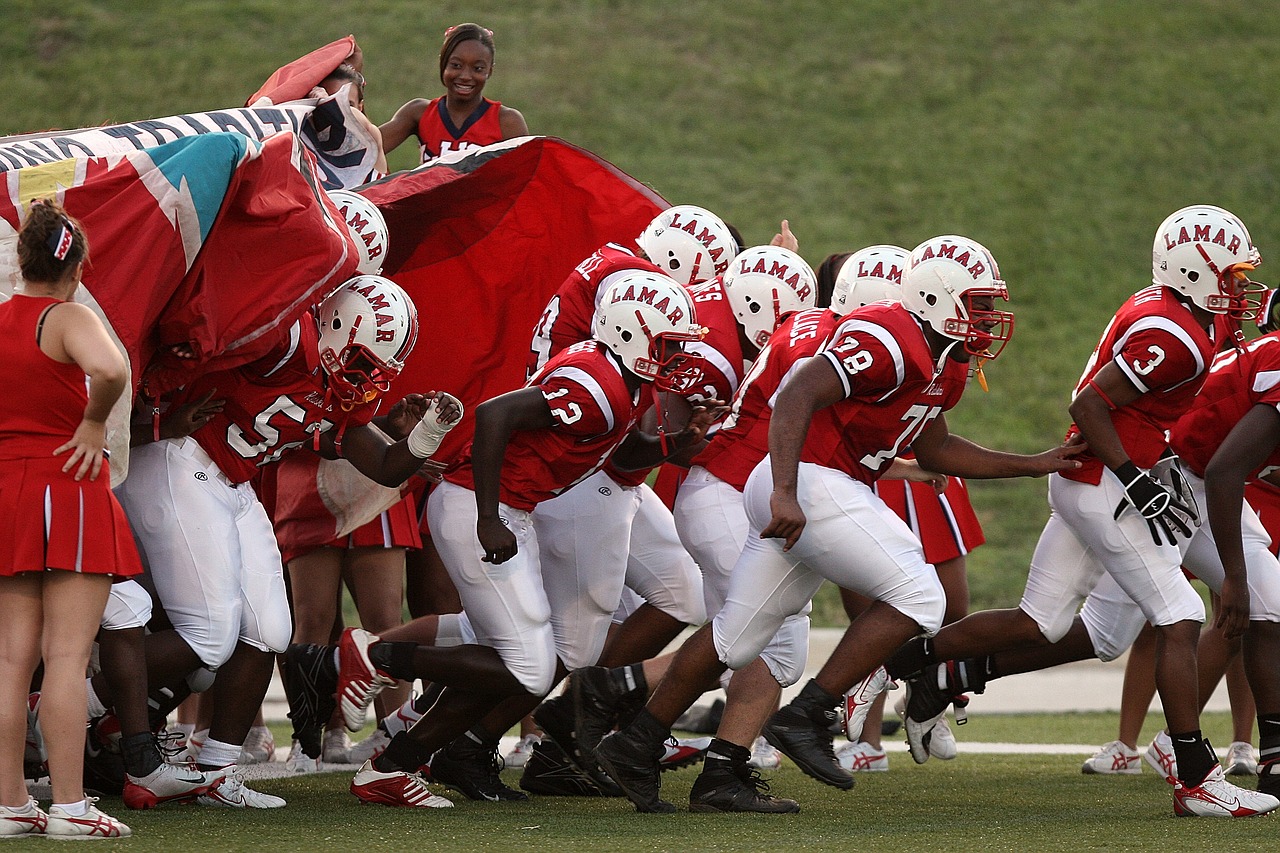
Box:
[1112, 460, 1195, 547]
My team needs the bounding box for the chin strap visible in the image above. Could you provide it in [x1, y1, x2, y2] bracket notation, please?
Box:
[651, 384, 671, 456]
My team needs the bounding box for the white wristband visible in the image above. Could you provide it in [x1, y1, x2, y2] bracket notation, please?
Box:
[407, 393, 463, 459]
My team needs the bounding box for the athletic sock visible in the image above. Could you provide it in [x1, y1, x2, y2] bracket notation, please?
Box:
[704, 737, 750, 768]
[121, 732, 163, 778]
[1170, 730, 1215, 786]
[1258, 714, 1280, 773]
[368, 641, 417, 681]
[884, 637, 934, 680]
[375, 733, 433, 774]
[787, 679, 841, 728]
[609, 664, 648, 698]
[197, 737, 241, 770]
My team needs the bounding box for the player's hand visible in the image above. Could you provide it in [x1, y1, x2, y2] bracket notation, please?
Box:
[760, 489, 806, 552]
[1213, 576, 1250, 641]
[673, 400, 729, 448]
[1111, 461, 1194, 547]
[1027, 436, 1088, 476]
[769, 219, 799, 254]
[387, 393, 429, 439]
[161, 390, 224, 439]
[417, 458, 447, 484]
[478, 516, 517, 564]
[54, 418, 109, 482]
[426, 390, 464, 426]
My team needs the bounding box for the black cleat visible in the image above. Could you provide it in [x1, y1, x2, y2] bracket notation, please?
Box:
[431, 738, 528, 802]
[762, 707, 853, 790]
[1260, 760, 1279, 799]
[572, 667, 626, 762]
[689, 763, 800, 814]
[519, 739, 610, 797]
[534, 692, 624, 796]
[596, 730, 675, 814]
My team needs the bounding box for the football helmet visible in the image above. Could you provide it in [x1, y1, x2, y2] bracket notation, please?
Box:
[594, 271, 705, 391]
[636, 205, 737, 286]
[831, 245, 909, 313]
[1152, 204, 1264, 318]
[317, 275, 419, 404]
[901, 235, 1013, 358]
[328, 190, 390, 276]
[722, 246, 818, 348]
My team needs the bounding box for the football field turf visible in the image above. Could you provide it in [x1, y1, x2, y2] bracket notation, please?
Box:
[62, 712, 1275, 851]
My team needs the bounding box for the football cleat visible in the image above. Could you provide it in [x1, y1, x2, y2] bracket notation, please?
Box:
[283, 641, 339, 739]
[503, 733, 541, 769]
[348, 727, 392, 766]
[123, 763, 224, 809]
[45, 798, 130, 839]
[430, 738, 528, 802]
[239, 725, 276, 765]
[323, 728, 354, 764]
[337, 628, 396, 733]
[688, 763, 800, 814]
[661, 736, 711, 772]
[350, 759, 453, 808]
[900, 666, 952, 765]
[1081, 740, 1142, 775]
[835, 740, 889, 772]
[596, 730, 675, 813]
[572, 666, 645, 761]
[285, 741, 318, 774]
[1173, 765, 1280, 817]
[197, 766, 286, 808]
[747, 736, 782, 770]
[1259, 759, 1280, 798]
[843, 666, 894, 741]
[928, 716, 958, 761]
[519, 739, 612, 797]
[1225, 741, 1258, 777]
[534, 693, 623, 796]
[762, 707, 853, 790]
[0, 797, 47, 838]
[1145, 730, 1178, 785]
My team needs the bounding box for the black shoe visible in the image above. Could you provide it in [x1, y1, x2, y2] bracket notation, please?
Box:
[1260, 760, 1279, 798]
[519, 739, 608, 797]
[596, 730, 675, 814]
[881, 718, 902, 737]
[431, 738, 529, 802]
[762, 707, 854, 790]
[689, 763, 800, 814]
[82, 722, 125, 796]
[573, 667, 637, 762]
[534, 692, 624, 796]
[284, 643, 338, 738]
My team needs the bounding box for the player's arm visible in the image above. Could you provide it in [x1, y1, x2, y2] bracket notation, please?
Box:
[760, 354, 846, 551]
[1067, 361, 1144, 470]
[378, 98, 429, 155]
[320, 391, 462, 487]
[912, 415, 1084, 479]
[1203, 404, 1280, 640]
[470, 387, 556, 564]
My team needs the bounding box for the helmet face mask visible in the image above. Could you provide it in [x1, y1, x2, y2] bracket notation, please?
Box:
[722, 246, 818, 348]
[831, 245, 909, 313]
[636, 205, 737, 286]
[317, 275, 419, 405]
[901, 236, 1014, 359]
[594, 271, 706, 391]
[328, 190, 390, 276]
[1152, 205, 1263, 319]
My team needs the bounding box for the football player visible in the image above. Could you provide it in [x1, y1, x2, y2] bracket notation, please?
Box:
[108, 275, 459, 809]
[592, 235, 1082, 813]
[886, 206, 1279, 818]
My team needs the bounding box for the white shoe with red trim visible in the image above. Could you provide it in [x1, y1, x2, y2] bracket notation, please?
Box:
[1144, 730, 1178, 785]
[45, 798, 130, 839]
[350, 760, 453, 808]
[835, 740, 888, 772]
[0, 798, 47, 838]
[1173, 765, 1280, 817]
[123, 763, 225, 809]
[1081, 740, 1142, 775]
[843, 666, 893, 741]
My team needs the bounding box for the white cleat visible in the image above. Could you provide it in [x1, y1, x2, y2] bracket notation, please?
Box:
[927, 716, 958, 761]
[239, 725, 276, 765]
[285, 741, 318, 774]
[843, 666, 893, 742]
[323, 728, 354, 764]
[747, 736, 782, 770]
[503, 733, 541, 769]
[197, 765, 287, 808]
[1224, 741, 1258, 777]
[1173, 765, 1279, 817]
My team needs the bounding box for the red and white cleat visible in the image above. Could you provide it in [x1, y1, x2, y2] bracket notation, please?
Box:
[1173, 765, 1280, 817]
[350, 760, 454, 808]
[337, 628, 396, 733]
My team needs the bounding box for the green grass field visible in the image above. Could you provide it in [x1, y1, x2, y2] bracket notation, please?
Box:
[44, 712, 1267, 852]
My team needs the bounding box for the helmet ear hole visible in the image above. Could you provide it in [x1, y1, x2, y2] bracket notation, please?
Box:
[332, 317, 343, 330]
[619, 329, 633, 343]
[923, 293, 938, 307]
[1184, 269, 1198, 282]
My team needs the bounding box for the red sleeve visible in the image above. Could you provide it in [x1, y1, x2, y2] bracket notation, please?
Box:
[536, 367, 616, 439]
[819, 320, 905, 402]
[1114, 318, 1206, 393]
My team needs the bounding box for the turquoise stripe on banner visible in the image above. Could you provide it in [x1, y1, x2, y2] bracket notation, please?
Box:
[145, 134, 249, 242]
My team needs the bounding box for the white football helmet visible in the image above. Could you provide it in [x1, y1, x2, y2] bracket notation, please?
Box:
[328, 190, 390, 276]
[831, 245, 909, 313]
[722, 246, 818, 348]
[636, 205, 736, 286]
[901, 235, 1013, 359]
[1152, 204, 1264, 317]
[594, 271, 705, 391]
[317, 275, 418, 404]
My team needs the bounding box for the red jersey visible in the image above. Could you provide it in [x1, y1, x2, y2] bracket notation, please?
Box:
[447, 341, 643, 511]
[528, 243, 661, 379]
[1169, 332, 1280, 479]
[696, 308, 841, 490]
[416, 96, 504, 162]
[178, 318, 377, 484]
[0, 295, 88, 460]
[801, 302, 967, 485]
[1062, 285, 1222, 484]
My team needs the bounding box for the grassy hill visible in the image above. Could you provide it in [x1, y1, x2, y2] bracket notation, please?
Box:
[5, 0, 1279, 617]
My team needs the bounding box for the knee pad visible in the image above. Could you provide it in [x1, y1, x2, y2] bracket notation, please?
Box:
[759, 614, 810, 687]
[435, 612, 476, 647]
